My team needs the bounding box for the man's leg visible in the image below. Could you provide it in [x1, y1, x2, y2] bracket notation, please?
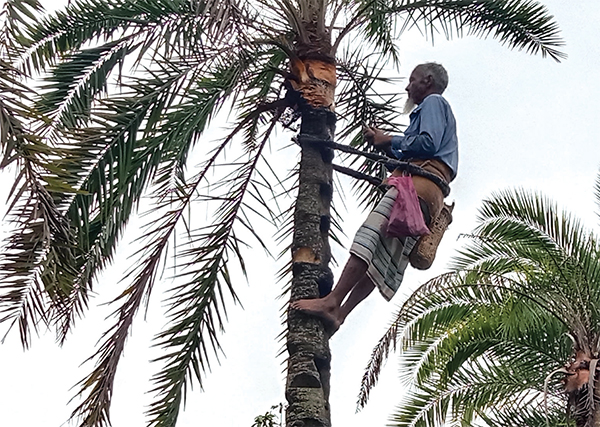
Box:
[290, 254, 368, 330]
[338, 275, 376, 325]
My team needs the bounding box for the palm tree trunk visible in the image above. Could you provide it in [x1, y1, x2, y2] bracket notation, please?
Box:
[565, 352, 600, 427]
[285, 104, 336, 427]
[567, 387, 600, 427]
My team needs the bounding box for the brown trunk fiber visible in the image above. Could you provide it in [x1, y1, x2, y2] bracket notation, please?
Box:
[288, 57, 336, 111]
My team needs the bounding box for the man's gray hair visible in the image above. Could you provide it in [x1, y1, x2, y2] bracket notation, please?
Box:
[415, 62, 448, 93]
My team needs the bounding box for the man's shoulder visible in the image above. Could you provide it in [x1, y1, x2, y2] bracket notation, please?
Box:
[422, 93, 449, 107]
[418, 94, 451, 115]
[422, 94, 455, 118]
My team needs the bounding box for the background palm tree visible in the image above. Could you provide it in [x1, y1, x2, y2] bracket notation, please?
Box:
[0, 0, 564, 426]
[360, 177, 600, 426]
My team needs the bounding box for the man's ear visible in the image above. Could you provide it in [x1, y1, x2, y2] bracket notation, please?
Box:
[425, 74, 434, 88]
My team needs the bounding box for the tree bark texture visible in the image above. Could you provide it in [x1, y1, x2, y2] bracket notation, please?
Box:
[285, 107, 336, 427]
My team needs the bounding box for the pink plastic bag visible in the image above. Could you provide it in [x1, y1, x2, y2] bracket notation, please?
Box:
[385, 175, 430, 238]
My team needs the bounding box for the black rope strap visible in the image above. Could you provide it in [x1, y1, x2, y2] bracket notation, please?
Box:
[332, 164, 383, 188]
[297, 135, 450, 197]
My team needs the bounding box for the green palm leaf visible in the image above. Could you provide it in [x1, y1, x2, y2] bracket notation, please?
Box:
[361, 184, 600, 426]
[337, 0, 566, 62]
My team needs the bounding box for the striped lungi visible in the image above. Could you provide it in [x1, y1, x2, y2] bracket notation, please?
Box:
[349, 187, 417, 301]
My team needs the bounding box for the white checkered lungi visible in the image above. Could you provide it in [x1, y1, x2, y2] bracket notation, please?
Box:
[349, 187, 417, 301]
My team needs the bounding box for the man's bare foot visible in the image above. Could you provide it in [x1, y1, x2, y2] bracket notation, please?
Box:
[290, 297, 342, 333]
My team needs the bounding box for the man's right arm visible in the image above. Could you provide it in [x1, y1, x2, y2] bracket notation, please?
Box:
[363, 127, 395, 158]
[391, 133, 436, 158]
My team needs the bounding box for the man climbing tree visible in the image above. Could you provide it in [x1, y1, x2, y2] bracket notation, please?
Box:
[292, 63, 457, 332]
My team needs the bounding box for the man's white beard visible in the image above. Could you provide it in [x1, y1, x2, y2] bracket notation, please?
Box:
[403, 97, 416, 115]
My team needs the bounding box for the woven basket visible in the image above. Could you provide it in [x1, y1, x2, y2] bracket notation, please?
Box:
[409, 202, 455, 270]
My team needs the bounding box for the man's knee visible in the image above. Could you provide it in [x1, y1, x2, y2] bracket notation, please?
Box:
[349, 253, 368, 269]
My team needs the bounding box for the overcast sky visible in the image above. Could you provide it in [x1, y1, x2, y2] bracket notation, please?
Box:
[2, 1, 600, 426]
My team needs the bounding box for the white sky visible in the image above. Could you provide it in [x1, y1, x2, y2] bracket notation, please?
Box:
[2, 1, 600, 426]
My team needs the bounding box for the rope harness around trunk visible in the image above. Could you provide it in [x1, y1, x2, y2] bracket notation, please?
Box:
[298, 135, 451, 197]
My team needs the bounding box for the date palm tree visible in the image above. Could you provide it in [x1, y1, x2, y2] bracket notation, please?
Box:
[360, 179, 600, 427]
[0, 0, 564, 426]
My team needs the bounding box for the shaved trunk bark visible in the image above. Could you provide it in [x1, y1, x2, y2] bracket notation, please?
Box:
[285, 57, 336, 427]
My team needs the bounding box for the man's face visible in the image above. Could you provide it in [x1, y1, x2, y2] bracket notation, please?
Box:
[405, 68, 431, 105]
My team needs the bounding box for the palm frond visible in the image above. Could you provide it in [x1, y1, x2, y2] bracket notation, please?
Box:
[0, 59, 36, 167]
[145, 114, 280, 427]
[335, 0, 565, 62]
[332, 42, 409, 211]
[20, 0, 257, 77]
[37, 42, 284, 343]
[358, 266, 576, 406]
[68, 72, 287, 426]
[483, 404, 572, 427]
[0, 4, 68, 344]
[0, 0, 44, 167]
[35, 38, 135, 130]
[454, 189, 600, 343]
[595, 171, 600, 219]
[0, 135, 81, 347]
[0, 0, 43, 59]
[362, 185, 600, 425]
[388, 363, 563, 427]
[384, 287, 568, 426]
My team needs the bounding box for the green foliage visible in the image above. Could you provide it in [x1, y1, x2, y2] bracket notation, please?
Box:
[360, 183, 600, 426]
[252, 404, 284, 427]
[0, 0, 565, 426]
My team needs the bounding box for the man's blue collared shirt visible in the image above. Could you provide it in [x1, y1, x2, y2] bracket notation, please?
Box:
[390, 94, 458, 180]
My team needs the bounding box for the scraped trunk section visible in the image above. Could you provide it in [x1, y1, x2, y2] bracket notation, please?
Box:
[286, 107, 336, 427]
[289, 57, 336, 110]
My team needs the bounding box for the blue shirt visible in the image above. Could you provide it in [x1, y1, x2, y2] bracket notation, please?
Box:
[390, 94, 458, 180]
